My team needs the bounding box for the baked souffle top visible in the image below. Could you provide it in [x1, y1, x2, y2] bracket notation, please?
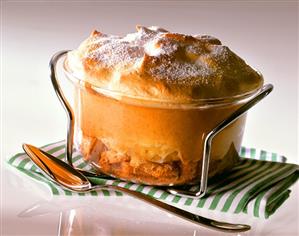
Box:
[66, 26, 263, 103]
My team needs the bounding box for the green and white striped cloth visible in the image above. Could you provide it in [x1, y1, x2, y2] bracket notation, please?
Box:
[8, 140, 298, 219]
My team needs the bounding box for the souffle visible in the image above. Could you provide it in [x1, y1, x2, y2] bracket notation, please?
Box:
[64, 26, 263, 185]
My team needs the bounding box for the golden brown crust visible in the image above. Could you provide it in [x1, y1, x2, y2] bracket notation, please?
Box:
[66, 26, 263, 103]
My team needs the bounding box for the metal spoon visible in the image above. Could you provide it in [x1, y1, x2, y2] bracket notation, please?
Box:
[22, 143, 250, 233]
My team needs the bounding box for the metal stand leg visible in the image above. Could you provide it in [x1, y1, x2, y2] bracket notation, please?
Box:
[167, 84, 273, 198]
[49, 50, 74, 167]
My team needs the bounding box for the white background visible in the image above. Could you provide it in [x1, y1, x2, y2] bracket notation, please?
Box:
[1, 1, 299, 236]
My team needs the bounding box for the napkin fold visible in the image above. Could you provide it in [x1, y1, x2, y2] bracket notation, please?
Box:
[8, 140, 298, 219]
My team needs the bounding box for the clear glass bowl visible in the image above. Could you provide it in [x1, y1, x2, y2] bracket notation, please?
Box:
[62, 58, 263, 186]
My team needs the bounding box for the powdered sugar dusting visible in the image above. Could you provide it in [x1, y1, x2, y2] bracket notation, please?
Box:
[150, 61, 213, 85]
[79, 26, 250, 87]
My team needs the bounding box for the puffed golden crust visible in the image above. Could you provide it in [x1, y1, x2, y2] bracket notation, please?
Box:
[67, 26, 263, 103]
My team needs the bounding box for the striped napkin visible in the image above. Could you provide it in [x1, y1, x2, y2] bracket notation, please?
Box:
[8, 140, 298, 219]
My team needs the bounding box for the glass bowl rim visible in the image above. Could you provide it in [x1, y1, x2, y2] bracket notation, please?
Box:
[62, 58, 264, 109]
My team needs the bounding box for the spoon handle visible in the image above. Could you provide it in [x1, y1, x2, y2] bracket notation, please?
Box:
[94, 184, 250, 233]
[23, 143, 250, 233]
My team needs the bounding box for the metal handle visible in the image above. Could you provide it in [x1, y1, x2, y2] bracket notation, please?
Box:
[49, 50, 74, 167]
[168, 84, 274, 198]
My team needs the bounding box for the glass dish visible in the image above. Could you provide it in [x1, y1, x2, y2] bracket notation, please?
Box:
[51, 51, 272, 187]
